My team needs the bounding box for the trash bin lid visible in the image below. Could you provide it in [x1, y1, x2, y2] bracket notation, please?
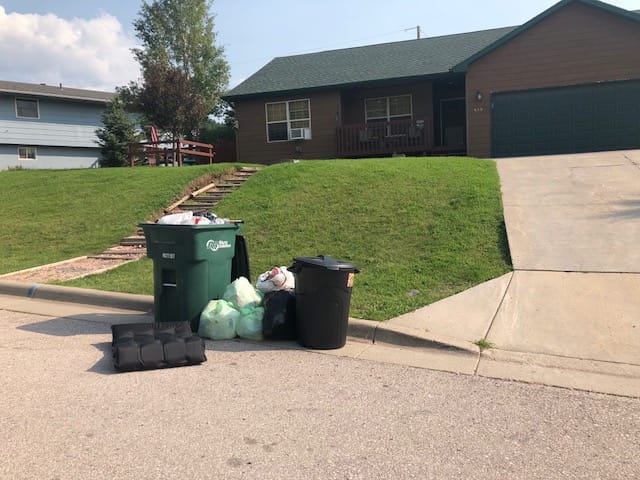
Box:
[293, 255, 359, 272]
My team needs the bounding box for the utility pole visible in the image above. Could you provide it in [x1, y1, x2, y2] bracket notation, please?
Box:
[405, 25, 421, 39]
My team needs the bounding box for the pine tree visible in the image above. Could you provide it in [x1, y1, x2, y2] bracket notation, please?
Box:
[96, 98, 138, 167]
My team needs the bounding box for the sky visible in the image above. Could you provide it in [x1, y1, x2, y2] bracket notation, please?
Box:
[0, 0, 639, 92]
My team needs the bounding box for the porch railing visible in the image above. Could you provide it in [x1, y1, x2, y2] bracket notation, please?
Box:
[336, 118, 433, 157]
[128, 138, 214, 167]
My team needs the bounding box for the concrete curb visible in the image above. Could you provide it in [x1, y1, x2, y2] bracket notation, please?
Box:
[0, 280, 474, 354]
[349, 318, 479, 354]
[0, 280, 153, 312]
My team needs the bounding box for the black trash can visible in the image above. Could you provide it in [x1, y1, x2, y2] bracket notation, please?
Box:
[289, 255, 360, 349]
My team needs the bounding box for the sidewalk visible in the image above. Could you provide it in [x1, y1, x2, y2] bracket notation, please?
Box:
[2, 277, 639, 397]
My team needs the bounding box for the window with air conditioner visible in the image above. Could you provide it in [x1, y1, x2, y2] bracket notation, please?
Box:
[265, 99, 311, 142]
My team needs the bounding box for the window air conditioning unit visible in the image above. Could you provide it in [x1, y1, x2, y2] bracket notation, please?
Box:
[290, 127, 312, 140]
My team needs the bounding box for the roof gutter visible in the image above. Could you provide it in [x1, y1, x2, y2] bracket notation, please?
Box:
[0, 88, 114, 103]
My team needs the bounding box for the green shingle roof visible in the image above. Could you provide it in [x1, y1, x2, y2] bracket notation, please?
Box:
[225, 26, 515, 100]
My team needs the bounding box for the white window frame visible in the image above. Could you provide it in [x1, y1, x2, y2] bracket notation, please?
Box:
[15, 98, 40, 119]
[18, 146, 37, 161]
[364, 94, 413, 122]
[265, 99, 311, 143]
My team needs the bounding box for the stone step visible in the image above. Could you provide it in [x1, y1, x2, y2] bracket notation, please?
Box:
[103, 167, 260, 260]
[184, 197, 219, 202]
[190, 195, 223, 202]
[178, 204, 217, 211]
[120, 236, 147, 247]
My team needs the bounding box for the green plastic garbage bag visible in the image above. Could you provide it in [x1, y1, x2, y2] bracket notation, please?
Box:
[236, 306, 265, 341]
[223, 276, 263, 309]
[198, 299, 239, 340]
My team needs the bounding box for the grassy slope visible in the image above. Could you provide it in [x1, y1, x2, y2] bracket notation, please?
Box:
[60, 157, 511, 321]
[0, 164, 237, 274]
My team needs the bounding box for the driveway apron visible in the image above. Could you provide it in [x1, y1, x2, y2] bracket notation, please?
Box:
[485, 150, 640, 377]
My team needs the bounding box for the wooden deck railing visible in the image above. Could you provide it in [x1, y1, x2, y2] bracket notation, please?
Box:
[336, 118, 433, 157]
[128, 138, 214, 167]
[175, 139, 214, 166]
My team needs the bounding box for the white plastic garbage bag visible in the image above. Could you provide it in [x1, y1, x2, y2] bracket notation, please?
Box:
[157, 211, 214, 225]
[192, 215, 212, 224]
[256, 266, 295, 293]
[236, 306, 265, 341]
[198, 299, 239, 340]
[223, 277, 263, 309]
[157, 211, 194, 225]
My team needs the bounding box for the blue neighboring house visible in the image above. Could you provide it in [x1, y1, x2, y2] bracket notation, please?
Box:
[0, 80, 115, 170]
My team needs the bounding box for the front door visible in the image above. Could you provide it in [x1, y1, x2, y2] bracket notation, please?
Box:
[440, 97, 466, 147]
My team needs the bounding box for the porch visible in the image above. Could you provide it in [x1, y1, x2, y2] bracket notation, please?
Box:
[127, 138, 214, 167]
[336, 117, 465, 157]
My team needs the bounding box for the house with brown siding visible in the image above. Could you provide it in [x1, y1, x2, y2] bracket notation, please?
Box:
[225, 0, 640, 164]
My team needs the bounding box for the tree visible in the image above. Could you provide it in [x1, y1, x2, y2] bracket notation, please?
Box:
[196, 101, 236, 145]
[95, 98, 139, 167]
[122, 0, 230, 141]
[123, 62, 209, 142]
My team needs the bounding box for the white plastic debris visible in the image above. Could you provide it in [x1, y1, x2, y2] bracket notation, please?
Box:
[157, 211, 194, 225]
[256, 266, 295, 293]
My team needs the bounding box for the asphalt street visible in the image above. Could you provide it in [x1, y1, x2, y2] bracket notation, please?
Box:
[2, 308, 639, 480]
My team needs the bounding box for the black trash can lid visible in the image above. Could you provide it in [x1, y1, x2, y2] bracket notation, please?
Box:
[292, 255, 359, 272]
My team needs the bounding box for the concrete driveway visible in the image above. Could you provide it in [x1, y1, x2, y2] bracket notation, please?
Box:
[497, 150, 640, 272]
[389, 149, 640, 396]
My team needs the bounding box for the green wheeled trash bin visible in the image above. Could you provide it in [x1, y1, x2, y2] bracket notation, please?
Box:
[289, 255, 360, 349]
[141, 222, 242, 332]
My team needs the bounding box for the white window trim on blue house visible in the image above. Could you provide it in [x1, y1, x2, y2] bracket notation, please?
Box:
[15, 98, 40, 119]
[18, 146, 37, 160]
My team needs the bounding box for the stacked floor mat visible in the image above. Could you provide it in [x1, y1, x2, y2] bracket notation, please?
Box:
[111, 321, 207, 372]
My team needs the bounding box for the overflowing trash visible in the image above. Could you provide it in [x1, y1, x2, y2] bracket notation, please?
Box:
[197, 264, 301, 342]
[236, 306, 265, 341]
[262, 290, 297, 340]
[198, 276, 265, 341]
[198, 299, 239, 340]
[223, 276, 263, 309]
[157, 211, 231, 225]
[256, 266, 295, 293]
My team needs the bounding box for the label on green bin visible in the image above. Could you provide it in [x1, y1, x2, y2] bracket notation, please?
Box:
[205, 239, 232, 252]
[162, 253, 175, 259]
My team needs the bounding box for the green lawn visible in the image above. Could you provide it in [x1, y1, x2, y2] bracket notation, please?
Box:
[57, 157, 512, 321]
[0, 164, 238, 274]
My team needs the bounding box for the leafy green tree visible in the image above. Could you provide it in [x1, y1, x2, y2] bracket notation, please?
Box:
[123, 63, 209, 143]
[197, 118, 234, 145]
[95, 98, 139, 167]
[196, 102, 236, 144]
[121, 0, 230, 141]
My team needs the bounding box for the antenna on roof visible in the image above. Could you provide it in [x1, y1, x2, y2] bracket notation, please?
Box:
[405, 25, 421, 39]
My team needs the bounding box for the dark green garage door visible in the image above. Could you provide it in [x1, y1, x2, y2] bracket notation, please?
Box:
[492, 80, 640, 157]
